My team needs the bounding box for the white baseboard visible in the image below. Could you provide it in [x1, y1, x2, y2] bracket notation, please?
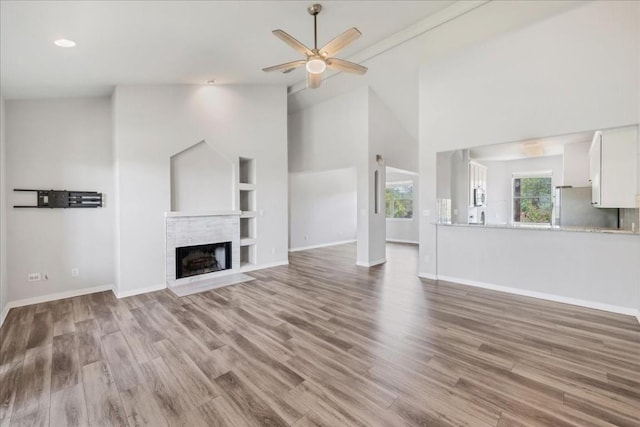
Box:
[289, 239, 356, 253]
[356, 258, 387, 268]
[112, 283, 167, 299]
[386, 239, 419, 245]
[433, 274, 639, 317]
[418, 272, 438, 281]
[240, 260, 289, 273]
[0, 284, 113, 327]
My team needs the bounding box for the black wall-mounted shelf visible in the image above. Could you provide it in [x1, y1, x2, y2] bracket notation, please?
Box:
[13, 189, 103, 208]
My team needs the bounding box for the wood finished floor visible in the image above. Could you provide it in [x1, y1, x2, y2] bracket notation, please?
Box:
[1, 242, 639, 427]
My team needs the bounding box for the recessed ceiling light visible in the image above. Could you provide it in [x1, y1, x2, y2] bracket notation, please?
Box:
[54, 39, 76, 48]
[206, 80, 215, 85]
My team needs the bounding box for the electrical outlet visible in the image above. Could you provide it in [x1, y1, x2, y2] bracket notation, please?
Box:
[271, 247, 277, 254]
[71, 268, 79, 277]
[27, 273, 41, 282]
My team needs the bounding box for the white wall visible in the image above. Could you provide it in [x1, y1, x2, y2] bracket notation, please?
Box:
[483, 155, 564, 225]
[289, 85, 424, 264]
[562, 141, 591, 187]
[113, 85, 288, 295]
[421, 2, 638, 152]
[450, 150, 470, 224]
[366, 89, 421, 259]
[386, 170, 419, 243]
[369, 91, 418, 173]
[289, 1, 580, 151]
[289, 168, 357, 250]
[287, 88, 376, 263]
[436, 151, 452, 200]
[170, 141, 234, 212]
[364, 89, 386, 265]
[0, 95, 7, 324]
[420, 0, 639, 270]
[418, 1, 640, 313]
[437, 226, 639, 313]
[289, 89, 367, 174]
[5, 98, 115, 302]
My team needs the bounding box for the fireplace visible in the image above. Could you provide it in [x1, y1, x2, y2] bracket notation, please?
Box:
[175, 241, 232, 279]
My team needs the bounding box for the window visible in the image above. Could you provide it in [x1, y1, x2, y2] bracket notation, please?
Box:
[512, 174, 552, 224]
[386, 182, 413, 219]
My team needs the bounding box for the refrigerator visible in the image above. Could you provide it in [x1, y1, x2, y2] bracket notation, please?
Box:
[554, 186, 618, 228]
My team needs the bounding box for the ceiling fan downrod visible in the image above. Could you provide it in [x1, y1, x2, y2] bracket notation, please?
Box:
[308, 4, 322, 52]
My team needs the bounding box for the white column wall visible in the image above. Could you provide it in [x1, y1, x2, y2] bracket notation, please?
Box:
[113, 85, 288, 295]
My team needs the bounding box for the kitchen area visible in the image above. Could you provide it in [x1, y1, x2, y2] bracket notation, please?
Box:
[430, 124, 639, 315]
[436, 124, 639, 234]
[417, 0, 639, 318]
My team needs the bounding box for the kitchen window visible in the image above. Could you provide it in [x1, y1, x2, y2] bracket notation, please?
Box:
[386, 182, 413, 219]
[512, 173, 552, 224]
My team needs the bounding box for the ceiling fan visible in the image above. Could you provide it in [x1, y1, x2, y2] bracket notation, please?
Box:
[262, 3, 367, 89]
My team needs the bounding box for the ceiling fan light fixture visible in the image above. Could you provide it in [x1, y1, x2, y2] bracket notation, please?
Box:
[305, 58, 326, 74]
[522, 141, 544, 157]
[306, 70, 324, 89]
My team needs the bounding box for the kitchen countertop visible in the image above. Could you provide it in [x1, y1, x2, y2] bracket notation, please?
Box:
[434, 222, 639, 235]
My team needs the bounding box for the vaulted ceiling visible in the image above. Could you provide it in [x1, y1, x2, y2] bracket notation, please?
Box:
[0, 0, 455, 99]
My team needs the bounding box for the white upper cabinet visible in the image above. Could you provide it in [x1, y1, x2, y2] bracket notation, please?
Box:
[589, 126, 638, 208]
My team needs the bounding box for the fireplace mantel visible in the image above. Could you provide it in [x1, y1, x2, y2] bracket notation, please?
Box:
[165, 210, 241, 218]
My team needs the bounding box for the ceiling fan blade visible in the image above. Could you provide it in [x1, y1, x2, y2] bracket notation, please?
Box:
[326, 58, 368, 75]
[272, 30, 313, 57]
[262, 60, 306, 73]
[307, 72, 322, 89]
[319, 27, 361, 57]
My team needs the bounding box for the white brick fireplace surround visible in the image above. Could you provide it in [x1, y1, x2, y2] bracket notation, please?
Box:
[165, 211, 241, 288]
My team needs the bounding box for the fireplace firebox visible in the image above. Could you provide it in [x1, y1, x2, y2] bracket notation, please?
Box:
[175, 241, 232, 279]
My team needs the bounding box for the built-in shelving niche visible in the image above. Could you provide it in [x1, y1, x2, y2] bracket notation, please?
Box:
[239, 157, 255, 185]
[239, 189, 255, 212]
[238, 156, 257, 268]
[240, 245, 256, 268]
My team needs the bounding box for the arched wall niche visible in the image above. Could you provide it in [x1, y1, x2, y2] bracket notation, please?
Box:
[170, 140, 234, 212]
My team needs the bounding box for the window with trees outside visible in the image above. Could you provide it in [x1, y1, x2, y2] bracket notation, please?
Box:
[512, 174, 552, 224]
[386, 182, 413, 219]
